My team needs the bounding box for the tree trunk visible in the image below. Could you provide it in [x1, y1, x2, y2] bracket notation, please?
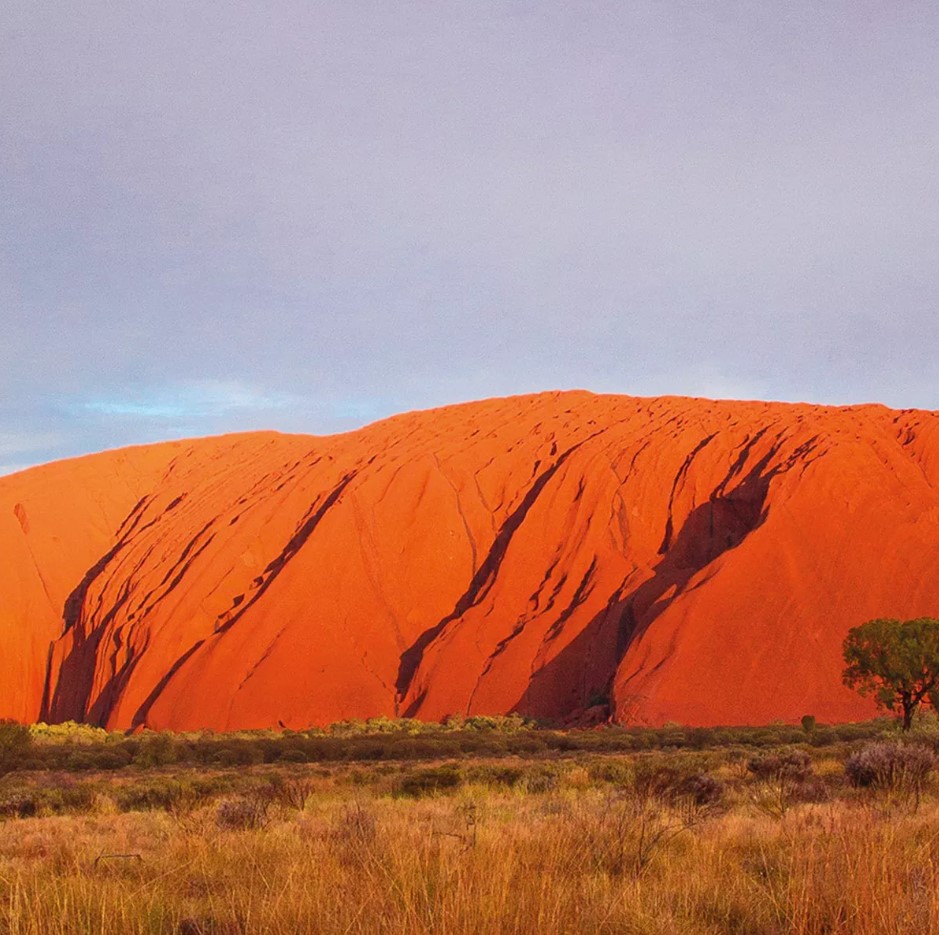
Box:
[902, 698, 915, 731]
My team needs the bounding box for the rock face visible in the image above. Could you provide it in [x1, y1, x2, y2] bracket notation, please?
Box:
[2, 391, 939, 730]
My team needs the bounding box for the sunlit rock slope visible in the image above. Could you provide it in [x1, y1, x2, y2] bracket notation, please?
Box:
[3, 391, 939, 730]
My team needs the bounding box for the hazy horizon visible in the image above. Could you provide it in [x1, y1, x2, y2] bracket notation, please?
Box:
[2, 384, 928, 479]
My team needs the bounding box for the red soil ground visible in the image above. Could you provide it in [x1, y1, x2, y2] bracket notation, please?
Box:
[2, 391, 938, 730]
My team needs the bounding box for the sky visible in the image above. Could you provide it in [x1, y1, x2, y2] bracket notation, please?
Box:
[3, 2, 939, 475]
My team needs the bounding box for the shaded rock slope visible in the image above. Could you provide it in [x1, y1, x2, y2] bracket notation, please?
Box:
[3, 391, 939, 730]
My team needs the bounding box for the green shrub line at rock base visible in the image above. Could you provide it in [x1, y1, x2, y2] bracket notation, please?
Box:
[2, 713, 935, 775]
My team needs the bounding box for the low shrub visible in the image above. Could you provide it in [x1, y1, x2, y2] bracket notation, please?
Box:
[330, 802, 378, 851]
[267, 776, 314, 811]
[787, 774, 832, 804]
[115, 778, 198, 814]
[630, 753, 719, 798]
[586, 759, 631, 786]
[676, 773, 725, 807]
[395, 764, 463, 798]
[845, 741, 936, 793]
[0, 720, 33, 776]
[56, 781, 97, 813]
[746, 749, 815, 817]
[132, 733, 180, 768]
[0, 791, 38, 819]
[460, 715, 530, 732]
[523, 766, 560, 794]
[216, 794, 270, 830]
[747, 749, 812, 783]
[208, 740, 266, 767]
[632, 762, 685, 799]
[465, 764, 526, 788]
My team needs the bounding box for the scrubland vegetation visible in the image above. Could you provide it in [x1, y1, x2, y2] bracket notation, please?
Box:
[3, 716, 939, 934]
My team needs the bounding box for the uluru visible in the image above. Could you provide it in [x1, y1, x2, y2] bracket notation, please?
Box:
[2, 390, 938, 732]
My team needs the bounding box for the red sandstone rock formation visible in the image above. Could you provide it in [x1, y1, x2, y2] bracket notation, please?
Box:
[2, 391, 938, 730]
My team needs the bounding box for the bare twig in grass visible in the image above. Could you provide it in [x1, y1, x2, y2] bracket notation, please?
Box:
[583, 780, 722, 878]
[92, 853, 143, 868]
[432, 801, 478, 854]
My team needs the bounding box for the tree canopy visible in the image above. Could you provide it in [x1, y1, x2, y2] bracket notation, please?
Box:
[842, 617, 939, 730]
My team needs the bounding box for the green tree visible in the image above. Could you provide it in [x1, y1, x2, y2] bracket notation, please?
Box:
[842, 617, 939, 730]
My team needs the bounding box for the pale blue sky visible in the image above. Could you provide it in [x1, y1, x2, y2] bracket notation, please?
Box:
[3, 2, 938, 474]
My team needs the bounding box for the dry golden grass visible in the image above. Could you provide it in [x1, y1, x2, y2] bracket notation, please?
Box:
[2, 777, 939, 935]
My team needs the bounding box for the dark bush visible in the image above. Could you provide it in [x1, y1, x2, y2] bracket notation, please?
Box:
[395, 764, 463, 798]
[277, 747, 309, 763]
[676, 773, 725, 807]
[57, 781, 97, 813]
[465, 764, 525, 788]
[832, 720, 893, 743]
[216, 794, 270, 830]
[808, 727, 839, 747]
[632, 762, 685, 800]
[524, 767, 560, 793]
[267, 776, 314, 810]
[845, 741, 936, 792]
[0, 792, 38, 819]
[505, 735, 549, 755]
[685, 728, 713, 749]
[586, 760, 631, 786]
[788, 775, 832, 804]
[0, 720, 32, 776]
[87, 749, 134, 770]
[116, 778, 196, 813]
[628, 760, 725, 808]
[132, 733, 179, 768]
[63, 751, 101, 771]
[747, 749, 812, 783]
[209, 740, 266, 767]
